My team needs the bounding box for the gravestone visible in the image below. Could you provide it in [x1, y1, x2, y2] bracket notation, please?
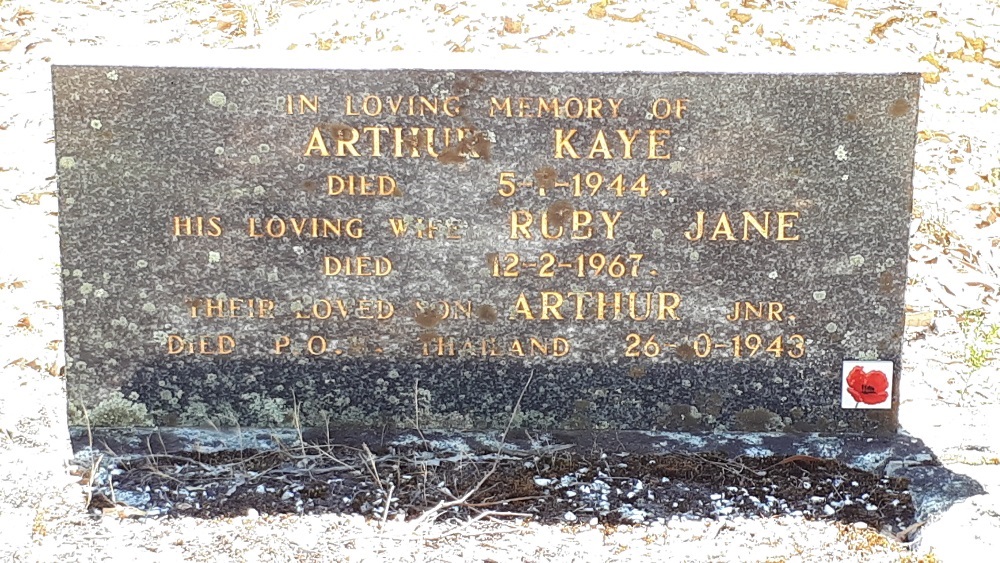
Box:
[53, 63, 918, 437]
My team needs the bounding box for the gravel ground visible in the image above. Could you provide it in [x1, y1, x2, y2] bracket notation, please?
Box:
[3, 0, 1000, 561]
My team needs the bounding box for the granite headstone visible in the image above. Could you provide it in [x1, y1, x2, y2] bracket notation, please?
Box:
[53, 63, 918, 436]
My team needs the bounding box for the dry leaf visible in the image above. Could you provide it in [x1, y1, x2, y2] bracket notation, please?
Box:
[755, 24, 764, 36]
[870, 16, 903, 39]
[610, 11, 644, 23]
[827, 0, 848, 8]
[655, 33, 708, 55]
[501, 44, 520, 50]
[16, 317, 31, 330]
[586, 1, 607, 19]
[917, 130, 952, 143]
[503, 17, 522, 34]
[981, 100, 999, 113]
[920, 53, 949, 72]
[15, 7, 35, 26]
[948, 32, 1000, 68]
[0, 38, 19, 52]
[905, 311, 934, 327]
[15, 193, 43, 205]
[46, 363, 61, 378]
[766, 35, 794, 51]
[728, 9, 752, 24]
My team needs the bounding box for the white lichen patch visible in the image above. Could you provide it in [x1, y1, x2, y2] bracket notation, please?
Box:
[208, 91, 227, 107]
[812, 291, 827, 302]
[93, 288, 108, 298]
[87, 392, 152, 426]
[689, 251, 699, 262]
[849, 254, 865, 267]
[253, 185, 266, 196]
[105, 69, 119, 81]
[214, 146, 225, 156]
[208, 251, 221, 263]
[826, 322, 838, 333]
[142, 303, 156, 313]
[768, 271, 778, 279]
[136, 259, 148, 268]
[258, 144, 270, 153]
[79, 283, 93, 295]
[835, 145, 849, 161]
[89, 119, 102, 130]
[59, 156, 76, 169]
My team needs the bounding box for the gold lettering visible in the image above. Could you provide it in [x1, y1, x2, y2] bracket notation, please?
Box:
[711, 212, 736, 241]
[586, 97, 603, 118]
[587, 130, 613, 159]
[648, 129, 671, 159]
[336, 126, 361, 157]
[540, 291, 565, 320]
[684, 212, 705, 241]
[776, 211, 800, 241]
[513, 293, 534, 320]
[742, 211, 770, 240]
[509, 210, 533, 240]
[324, 256, 393, 276]
[607, 98, 623, 118]
[617, 129, 640, 159]
[490, 96, 512, 117]
[554, 129, 580, 159]
[303, 127, 330, 156]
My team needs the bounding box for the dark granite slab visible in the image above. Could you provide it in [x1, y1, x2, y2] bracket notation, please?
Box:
[53, 65, 918, 435]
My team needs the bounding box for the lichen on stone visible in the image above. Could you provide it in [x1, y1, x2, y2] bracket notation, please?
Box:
[86, 392, 153, 427]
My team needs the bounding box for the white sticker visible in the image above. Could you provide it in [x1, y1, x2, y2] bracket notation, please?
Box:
[841, 361, 893, 409]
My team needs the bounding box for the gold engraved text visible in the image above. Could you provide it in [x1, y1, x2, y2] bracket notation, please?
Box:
[553, 129, 671, 160]
[166, 334, 236, 355]
[248, 217, 364, 239]
[172, 216, 222, 237]
[726, 301, 786, 322]
[683, 211, 801, 242]
[388, 217, 463, 239]
[508, 209, 622, 240]
[511, 291, 681, 321]
[344, 95, 462, 117]
[294, 298, 394, 320]
[422, 336, 571, 357]
[488, 97, 623, 119]
[324, 256, 393, 276]
[327, 175, 400, 196]
[188, 298, 275, 318]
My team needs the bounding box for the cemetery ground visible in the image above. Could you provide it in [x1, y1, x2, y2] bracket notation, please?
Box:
[3, 0, 1000, 560]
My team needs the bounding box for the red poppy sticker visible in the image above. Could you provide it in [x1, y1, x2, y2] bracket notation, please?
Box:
[841, 361, 893, 409]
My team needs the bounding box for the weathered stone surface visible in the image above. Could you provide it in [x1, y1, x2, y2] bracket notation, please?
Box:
[53, 65, 918, 434]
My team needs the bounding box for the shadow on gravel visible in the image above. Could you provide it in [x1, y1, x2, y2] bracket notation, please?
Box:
[71, 428, 985, 539]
